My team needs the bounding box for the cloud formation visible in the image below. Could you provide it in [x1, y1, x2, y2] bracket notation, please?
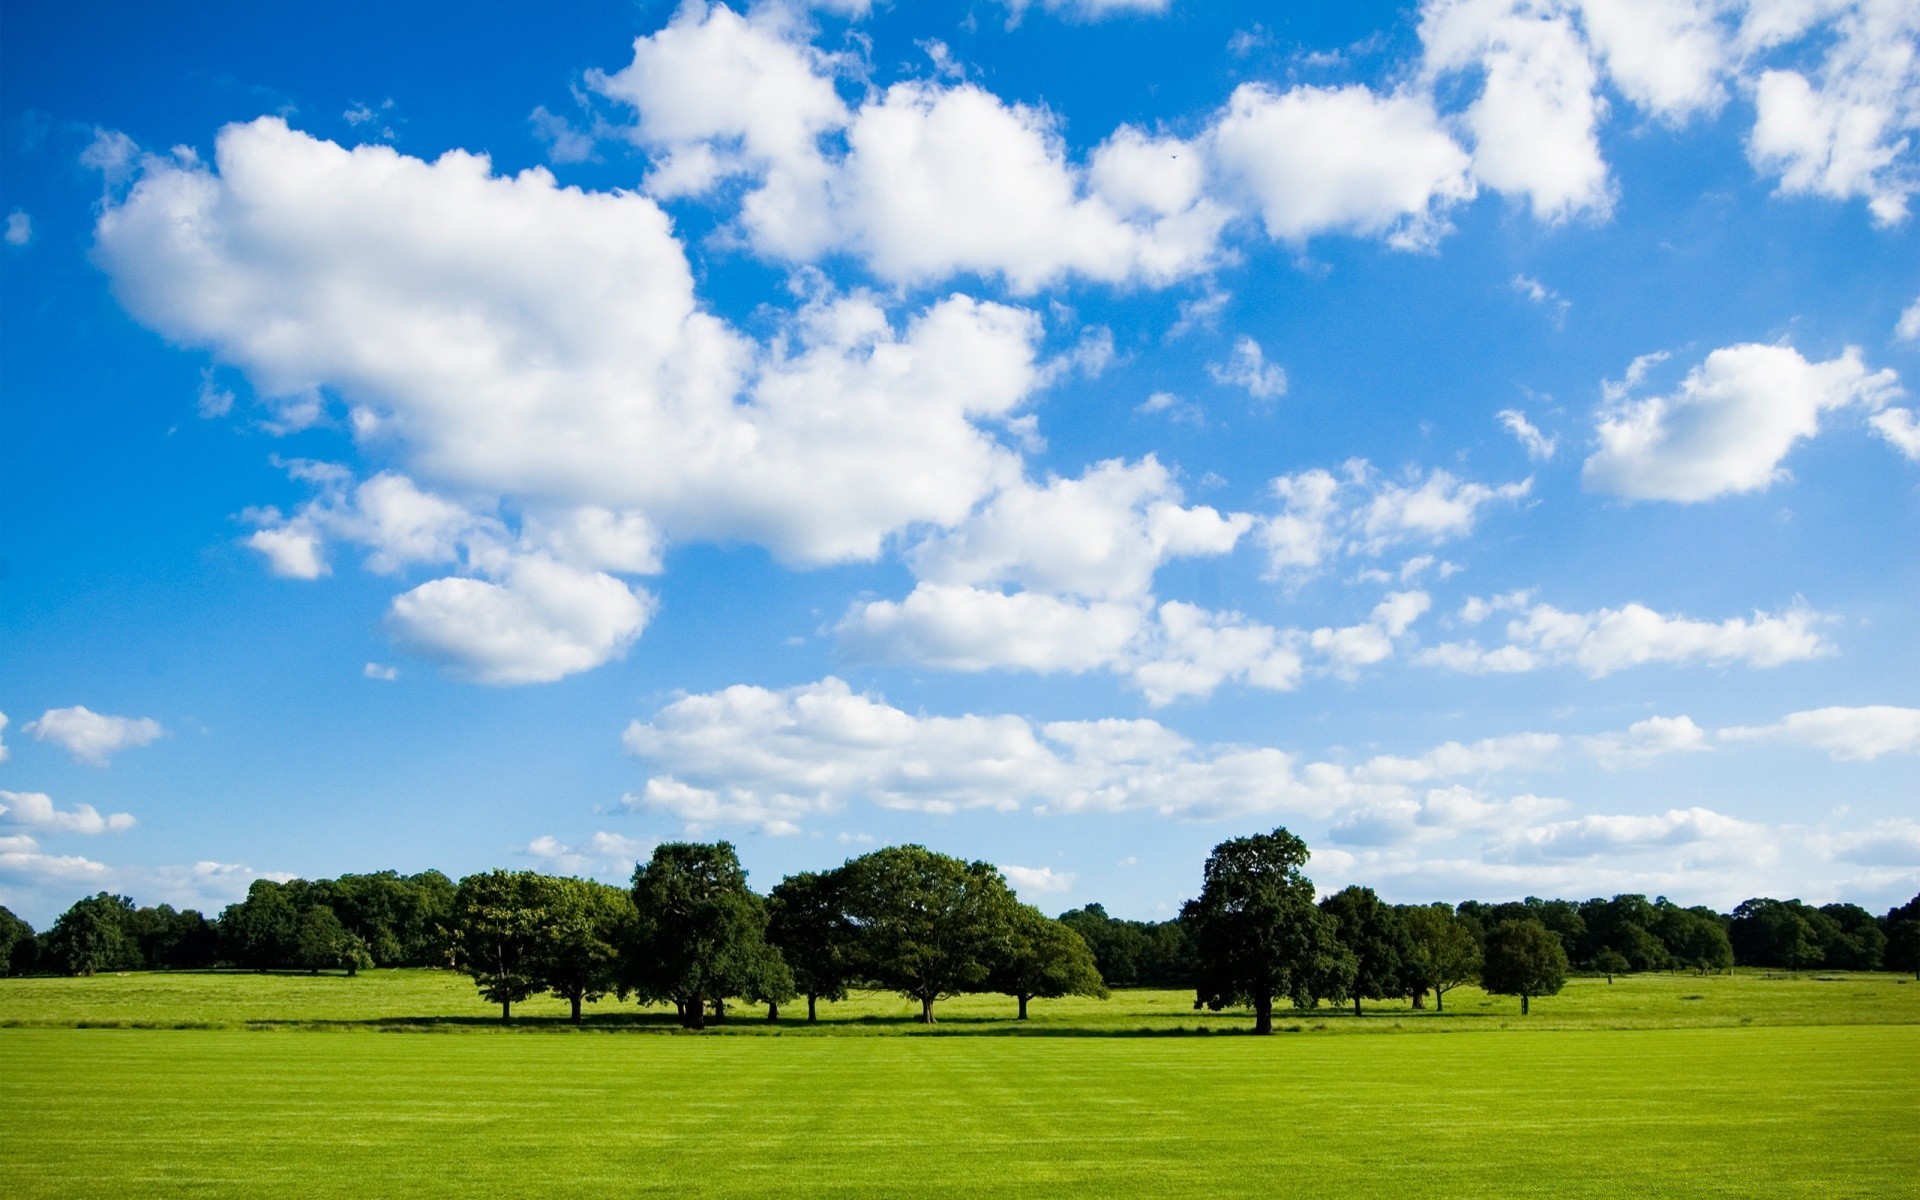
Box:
[23, 707, 164, 766]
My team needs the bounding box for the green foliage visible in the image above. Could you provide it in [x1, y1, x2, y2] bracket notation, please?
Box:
[990, 906, 1108, 1018]
[541, 877, 633, 1022]
[46, 893, 142, 976]
[449, 870, 552, 1019]
[1055, 904, 1191, 988]
[293, 905, 371, 975]
[839, 844, 1021, 1023]
[767, 870, 854, 1020]
[1482, 919, 1571, 1014]
[1182, 827, 1353, 1034]
[1319, 886, 1410, 1016]
[625, 842, 784, 1028]
[0, 905, 33, 977]
[1590, 948, 1630, 982]
[1400, 903, 1480, 1011]
[221, 881, 301, 970]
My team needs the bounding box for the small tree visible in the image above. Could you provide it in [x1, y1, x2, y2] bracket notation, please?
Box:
[450, 870, 551, 1021]
[293, 905, 369, 975]
[1183, 827, 1351, 1035]
[1401, 904, 1479, 1012]
[991, 906, 1108, 1019]
[1591, 947, 1629, 984]
[540, 878, 632, 1022]
[625, 842, 780, 1029]
[1320, 886, 1411, 1017]
[1482, 919, 1569, 1015]
[768, 870, 857, 1022]
[839, 845, 1021, 1024]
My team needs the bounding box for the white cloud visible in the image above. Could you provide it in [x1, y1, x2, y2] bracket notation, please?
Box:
[840, 584, 1145, 675]
[525, 830, 660, 876]
[1420, 0, 1614, 221]
[0, 790, 136, 835]
[1488, 806, 1776, 864]
[245, 525, 329, 579]
[1582, 714, 1711, 764]
[1002, 864, 1077, 896]
[1419, 597, 1831, 675]
[1898, 296, 1920, 342]
[1871, 407, 1920, 460]
[4, 210, 30, 247]
[1745, 0, 1920, 225]
[363, 662, 400, 681]
[1130, 601, 1307, 704]
[1577, 0, 1731, 121]
[1720, 705, 1920, 760]
[1001, 0, 1171, 22]
[1207, 83, 1474, 249]
[1827, 819, 1920, 866]
[1498, 408, 1558, 460]
[387, 555, 655, 685]
[23, 706, 164, 766]
[1584, 342, 1901, 501]
[1207, 335, 1289, 400]
[0, 836, 110, 885]
[1260, 460, 1531, 577]
[0, 712, 9, 764]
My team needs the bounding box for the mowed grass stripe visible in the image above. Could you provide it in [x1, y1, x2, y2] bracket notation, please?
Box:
[3, 1024, 1913, 1198]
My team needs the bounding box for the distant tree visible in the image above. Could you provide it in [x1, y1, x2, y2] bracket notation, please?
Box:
[1886, 920, 1920, 980]
[768, 870, 857, 1022]
[991, 906, 1108, 1019]
[839, 844, 1021, 1024]
[1730, 899, 1823, 969]
[1817, 903, 1886, 970]
[46, 893, 140, 976]
[1402, 904, 1479, 1012]
[1481, 919, 1569, 1015]
[1320, 887, 1411, 1017]
[293, 905, 371, 975]
[1591, 947, 1629, 983]
[740, 936, 797, 1022]
[0, 905, 36, 977]
[1057, 905, 1193, 989]
[540, 877, 632, 1022]
[221, 881, 301, 970]
[449, 870, 552, 1021]
[625, 842, 781, 1029]
[1182, 827, 1352, 1035]
[1653, 903, 1733, 975]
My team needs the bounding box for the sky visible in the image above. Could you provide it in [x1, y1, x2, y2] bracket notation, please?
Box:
[2, 0, 1917, 928]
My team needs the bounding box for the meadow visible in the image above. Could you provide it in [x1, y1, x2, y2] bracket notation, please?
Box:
[2, 970, 1915, 1197]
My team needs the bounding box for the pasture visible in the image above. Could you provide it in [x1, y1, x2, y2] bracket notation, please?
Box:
[1, 970, 1915, 1197]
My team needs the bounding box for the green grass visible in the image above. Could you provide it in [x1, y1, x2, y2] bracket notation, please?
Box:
[2, 1024, 1913, 1197]
[2, 971, 1915, 1197]
[0, 966, 1915, 1033]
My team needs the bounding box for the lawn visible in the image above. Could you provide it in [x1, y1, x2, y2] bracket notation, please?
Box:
[2, 971, 1915, 1197]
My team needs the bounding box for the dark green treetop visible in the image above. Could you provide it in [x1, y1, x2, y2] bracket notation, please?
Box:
[1481, 919, 1570, 1014]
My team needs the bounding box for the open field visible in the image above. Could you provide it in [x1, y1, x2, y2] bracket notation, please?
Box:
[2, 971, 1915, 1197]
[2, 1023, 1914, 1198]
[0, 966, 1916, 1033]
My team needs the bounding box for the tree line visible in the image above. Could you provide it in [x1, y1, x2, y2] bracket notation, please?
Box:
[4, 830, 1917, 1034]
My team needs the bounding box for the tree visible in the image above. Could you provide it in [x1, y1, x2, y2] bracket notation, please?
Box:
[294, 905, 370, 974]
[625, 842, 782, 1029]
[839, 844, 1021, 1024]
[768, 870, 857, 1022]
[1886, 893, 1920, 980]
[1730, 898, 1821, 969]
[1591, 947, 1629, 984]
[1182, 827, 1352, 1035]
[1660, 906, 1734, 975]
[1057, 906, 1194, 988]
[991, 906, 1108, 1019]
[46, 893, 140, 976]
[449, 870, 552, 1021]
[541, 877, 632, 1022]
[0, 906, 34, 977]
[1401, 904, 1479, 1012]
[1481, 919, 1569, 1015]
[221, 880, 301, 970]
[1319, 887, 1410, 1017]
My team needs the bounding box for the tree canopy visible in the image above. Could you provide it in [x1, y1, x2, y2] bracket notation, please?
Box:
[839, 844, 1020, 1024]
[1481, 919, 1570, 1014]
[990, 905, 1108, 1019]
[625, 841, 784, 1028]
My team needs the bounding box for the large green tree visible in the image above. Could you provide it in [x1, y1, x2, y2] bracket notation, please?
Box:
[0, 905, 35, 977]
[625, 842, 782, 1029]
[541, 877, 633, 1022]
[1481, 919, 1570, 1015]
[768, 870, 857, 1022]
[449, 870, 552, 1021]
[1401, 904, 1479, 1011]
[46, 893, 140, 976]
[1319, 886, 1410, 1017]
[293, 904, 372, 975]
[839, 844, 1020, 1024]
[1182, 827, 1353, 1035]
[221, 880, 301, 970]
[990, 906, 1108, 1019]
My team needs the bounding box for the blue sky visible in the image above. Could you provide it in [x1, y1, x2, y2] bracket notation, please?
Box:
[3, 0, 1917, 927]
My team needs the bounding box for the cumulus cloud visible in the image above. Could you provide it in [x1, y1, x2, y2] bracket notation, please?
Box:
[1826, 819, 1920, 866]
[23, 706, 164, 766]
[0, 790, 136, 835]
[1488, 806, 1776, 865]
[1871, 406, 1920, 460]
[1002, 864, 1077, 895]
[0, 712, 9, 765]
[524, 830, 660, 875]
[840, 584, 1144, 675]
[1899, 296, 1920, 342]
[4, 210, 31, 247]
[1581, 715, 1711, 764]
[1260, 460, 1531, 578]
[1419, 597, 1831, 675]
[1720, 705, 1920, 760]
[1207, 82, 1474, 248]
[1000, 0, 1171, 22]
[1583, 343, 1901, 501]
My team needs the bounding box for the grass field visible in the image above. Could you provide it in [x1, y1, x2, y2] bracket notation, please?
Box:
[2, 971, 1916, 1197]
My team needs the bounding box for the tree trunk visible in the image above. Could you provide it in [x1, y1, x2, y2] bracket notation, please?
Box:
[919, 994, 936, 1024]
[1353, 994, 1362, 1018]
[1521, 993, 1530, 1015]
[570, 993, 583, 1023]
[686, 992, 706, 1030]
[501, 998, 511, 1022]
[807, 993, 818, 1023]
[766, 1002, 778, 1022]
[1252, 994, 1274, 1035]
[1434, 988, 1444, 1013]
[1017, 994, 1029, 1020]
[1410, 989, 1426, 1010]
[1606, 973, 1614, 984]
